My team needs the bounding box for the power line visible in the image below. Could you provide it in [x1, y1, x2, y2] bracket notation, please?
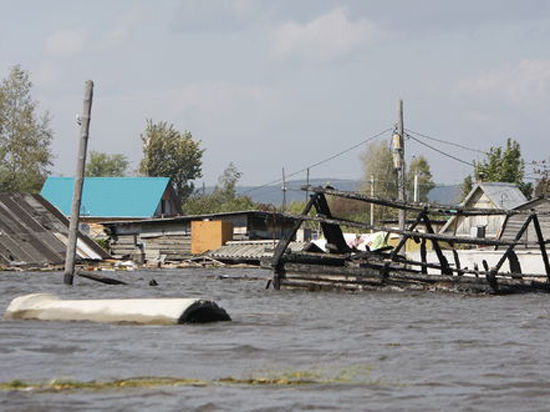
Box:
[406, 133, 476, 167]
[405, 128, 488, 155]
[242, 128, 392, 195]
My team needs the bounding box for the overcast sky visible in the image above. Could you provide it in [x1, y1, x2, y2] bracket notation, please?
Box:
[2, 0, 550, 187]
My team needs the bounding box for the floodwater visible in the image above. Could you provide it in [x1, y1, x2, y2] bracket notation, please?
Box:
[1, 268, 550, 411]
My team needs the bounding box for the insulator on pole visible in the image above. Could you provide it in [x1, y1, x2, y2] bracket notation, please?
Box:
[393, 152, 402, 169]
[392, 133, 402, 151]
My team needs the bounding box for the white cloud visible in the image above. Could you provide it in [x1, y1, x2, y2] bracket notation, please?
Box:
[100, 82, 278, 121]
[44, 28, 87, 57]
[33, 60, 59, 86]
[271, 8, 378, 61]
[156, 82, 276, 114]
[172, 0, 264, 33]
[103, 5, 145, 47]
[457, 59, 550, 102]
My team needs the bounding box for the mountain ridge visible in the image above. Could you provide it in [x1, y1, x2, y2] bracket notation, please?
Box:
[227, 178, 462, 206]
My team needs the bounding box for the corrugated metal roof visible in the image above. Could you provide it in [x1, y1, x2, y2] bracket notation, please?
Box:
[498, 197, 550, 247]
[439, 182, 527, 234]
[209, 240, 308, 261]
[40, 177, 171, 218]
[478, 182, 527, 209]
[0, 193, 110, 265]
[102, 210, 300, 227]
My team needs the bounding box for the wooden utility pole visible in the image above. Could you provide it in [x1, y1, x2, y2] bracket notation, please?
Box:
[413, 173, 419, 202]
[370, 174, 375, 230]
[281, 167, 287, 213]
[305, 168, 310, 201]
[64, 80, 94, 285]
[396, 100, 406, 232]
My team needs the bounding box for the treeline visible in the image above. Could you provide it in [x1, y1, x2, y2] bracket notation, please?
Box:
[1, 65, 549, 220]
[0, 65, 260, 214]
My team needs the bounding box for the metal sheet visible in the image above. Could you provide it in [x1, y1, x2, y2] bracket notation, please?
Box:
[0, 193, 110, 265]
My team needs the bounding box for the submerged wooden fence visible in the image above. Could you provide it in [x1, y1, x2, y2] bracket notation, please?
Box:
[269, 186, 550, 294]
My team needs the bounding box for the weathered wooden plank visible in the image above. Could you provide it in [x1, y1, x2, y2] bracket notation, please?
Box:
[313, 193, 349, 254]
[422, 213, 452, 275]
[280, 261, 550, 294]
[492, 215, 532, 275]
[420, 238, 428, 274]
[531, 214, 550, 280]
[291, 213, 515, 246]
[304, 186, 535, 216]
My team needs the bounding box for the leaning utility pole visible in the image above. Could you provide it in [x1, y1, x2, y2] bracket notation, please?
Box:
[64, 80, 94, 285]
[393, 99, 406, 232]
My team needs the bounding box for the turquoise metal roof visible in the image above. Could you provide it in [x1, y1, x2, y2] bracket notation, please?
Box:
[40, 177, 171, 218]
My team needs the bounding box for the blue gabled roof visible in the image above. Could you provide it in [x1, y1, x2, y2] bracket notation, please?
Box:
[40, 177, 172, 218]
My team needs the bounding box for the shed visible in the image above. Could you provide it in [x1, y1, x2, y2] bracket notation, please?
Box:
[103, 210, 301, 261]
[0, 193, 109, 266]
[498, 197, 550, 248]
[40, 177, 180, 237]
[439, 182, 527, 238]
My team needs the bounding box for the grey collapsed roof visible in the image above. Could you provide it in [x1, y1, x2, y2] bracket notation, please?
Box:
[0, 193, 109, 265]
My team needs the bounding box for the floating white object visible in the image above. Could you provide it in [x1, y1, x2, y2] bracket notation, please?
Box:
[3, 293, 230, 325]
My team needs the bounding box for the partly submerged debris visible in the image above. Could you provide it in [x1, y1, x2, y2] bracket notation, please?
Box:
[0, 193, 109, 266]
[3, 293, 231, 324]
[267, 186, 550, 295]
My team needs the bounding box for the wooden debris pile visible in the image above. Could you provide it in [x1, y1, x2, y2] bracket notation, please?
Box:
[267, 186, 550, 294]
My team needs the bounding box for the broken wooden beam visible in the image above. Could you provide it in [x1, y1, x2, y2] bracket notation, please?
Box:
[285, 212, 518, 247]
[303, 186, 550, 217]
[531, 213, 550, 281]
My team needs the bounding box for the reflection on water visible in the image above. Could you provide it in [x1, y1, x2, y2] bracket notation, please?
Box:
[1, 268, 549, 410]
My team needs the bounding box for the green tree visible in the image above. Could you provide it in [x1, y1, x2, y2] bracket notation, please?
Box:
[85, 151, 129, 177]
[286, 199, 318, 230]
[139, 120, 204, 201]
[532, 158, 550, 198]
[461, 138, 532, 200]
[461, 174, 474, 200]
[357, 141, 397, 223]
[407, 155, 435, 202]
[216, 162, 241, 201]
[0, 65, 53, 192]
[182, 163, 256, 214]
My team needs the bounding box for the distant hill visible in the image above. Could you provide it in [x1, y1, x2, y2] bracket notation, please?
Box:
[232, 179, 463, 207]
[428, 185, 462, 206]
[236, 178, 360, 205]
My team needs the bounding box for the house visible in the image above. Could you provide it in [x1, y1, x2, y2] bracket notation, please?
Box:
[0, 193, 109, 266]
[103, 210, 302, 262]
[40, 177, 180, 237]
[498, 197, 550, 248]
[439, 182, 527, 238]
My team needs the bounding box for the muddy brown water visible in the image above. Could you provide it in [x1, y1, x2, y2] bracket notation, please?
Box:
[1, 268, 549, 411]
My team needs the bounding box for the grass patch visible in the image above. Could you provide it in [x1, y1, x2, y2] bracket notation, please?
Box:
[0, 365, 387, 393]
[225, 364, 380, 386]
[0, 377, 207, 393]
[1, 380, 29, 390]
